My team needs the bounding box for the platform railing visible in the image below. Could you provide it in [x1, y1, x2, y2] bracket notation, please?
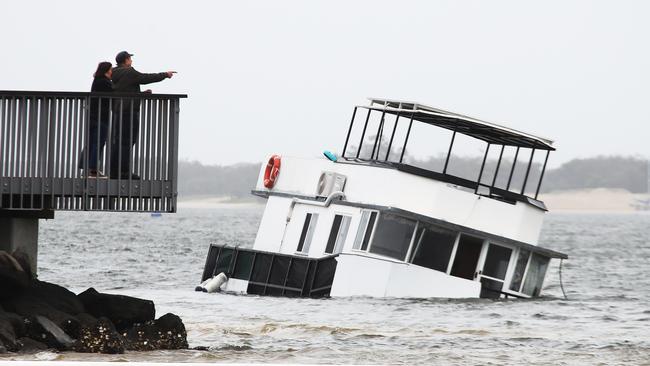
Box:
[0, 91, 186, 213]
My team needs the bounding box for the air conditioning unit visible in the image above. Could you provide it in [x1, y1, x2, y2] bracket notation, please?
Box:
[316, 172, 346, 197]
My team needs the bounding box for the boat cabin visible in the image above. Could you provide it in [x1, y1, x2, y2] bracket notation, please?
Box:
[201, 98, 567, 299]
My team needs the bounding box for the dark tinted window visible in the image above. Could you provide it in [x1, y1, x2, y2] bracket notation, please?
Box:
[296, 213, 318, 253]
[410, 224, 457, 272]
[522, 253, 550, 296]
[450, 235, 484, 280]
[360, 212, 377, 251]
[353, 211, 371, 250]
[368, 214, 416, 261]
[296, 214, 312, 253]
[509, 249, 530, 292]
[480, 277, 504, 299]
[482, 244, 512, 280]
[333, 216, 351, 253]
[325, 215, 343, 254]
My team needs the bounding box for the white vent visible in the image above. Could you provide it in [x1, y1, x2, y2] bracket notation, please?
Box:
[316, 172, 346, 197]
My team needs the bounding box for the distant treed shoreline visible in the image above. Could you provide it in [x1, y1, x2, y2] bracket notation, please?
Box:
[178, 156, 649, 198]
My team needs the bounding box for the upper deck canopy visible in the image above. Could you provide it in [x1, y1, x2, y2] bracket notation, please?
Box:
[365, 98, 554, 151]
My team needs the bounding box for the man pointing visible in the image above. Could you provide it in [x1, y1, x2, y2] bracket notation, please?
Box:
[110, 51, 176, 179]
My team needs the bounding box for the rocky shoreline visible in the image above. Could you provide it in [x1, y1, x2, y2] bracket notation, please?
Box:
[0, 251, 188, 355]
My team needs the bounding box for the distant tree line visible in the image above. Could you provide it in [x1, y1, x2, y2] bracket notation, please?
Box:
[178, 160, 261, 198]
[177, 155, 649, 198]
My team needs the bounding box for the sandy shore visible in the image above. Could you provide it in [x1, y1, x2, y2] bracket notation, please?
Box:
[177, 195, 264, 209]
[539, 188, 650, 213]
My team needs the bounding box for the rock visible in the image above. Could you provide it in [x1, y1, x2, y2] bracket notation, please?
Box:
[0, 341, 6, 354]
[76, 312, 98, 326]
[2, 298, 78, 338]
[0, 251, 29, 298]
[73, 317, 125, 354]
[27, 280, 85, 315]
[0, 310, 25, 339]
[25, 315, 74, 351]
[11, 250, 34, 280]
[17, 337, 48, 352]
[125, 313, 188, 351]
[0, 315, 18, 352]
[78, 288, 155, 331]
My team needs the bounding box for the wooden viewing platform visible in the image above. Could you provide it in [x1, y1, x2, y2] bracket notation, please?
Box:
[0, 90, 187, 271]
[0, 90, 186, 216]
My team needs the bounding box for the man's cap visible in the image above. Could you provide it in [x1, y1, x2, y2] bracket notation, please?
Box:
[115, 51, 134, 64]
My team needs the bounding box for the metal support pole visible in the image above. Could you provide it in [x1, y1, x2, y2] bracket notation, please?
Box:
[399, 113, 415, 163]
[521, 148, 536, 195]
[384, 113, 400, 161]
[443, 130, 457, 174]
[475, 143, 490, 194]
[535, 150, 550, 199]
[506, 147, 520, 191]
[370, 111, 386, 161]
[355, 108, 372, 159]
[491, 145, 505, 189]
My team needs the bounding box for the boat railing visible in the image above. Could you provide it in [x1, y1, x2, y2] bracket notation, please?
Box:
[0, 90, 186, 213]
[202, 244, 339, 298]
[340, 102, 552, 207]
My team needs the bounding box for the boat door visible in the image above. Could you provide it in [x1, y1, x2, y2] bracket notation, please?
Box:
[477, 243, 513, 298]
[450, 234, 483, 280]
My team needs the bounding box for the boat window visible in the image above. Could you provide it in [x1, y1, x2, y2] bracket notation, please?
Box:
[368, 214, 416, 261]
[508, 249, 530, 292]
[353, 211, 377, 251]
[410, 224, 457, 272]
[333, 216, 351, 253]
[325, 215, 351, 254]
[482, 244, 512, 280]
[450, 235, 484, 280]
[296, 213, 319, 253]
[521, 253, 550, 296]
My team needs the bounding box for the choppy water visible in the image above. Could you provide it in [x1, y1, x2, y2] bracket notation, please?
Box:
[3, 206, 650, 364]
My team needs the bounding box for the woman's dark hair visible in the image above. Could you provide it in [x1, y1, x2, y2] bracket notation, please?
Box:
[93, 61, 112, 79]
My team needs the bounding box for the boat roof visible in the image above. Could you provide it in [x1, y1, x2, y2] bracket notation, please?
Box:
[364, 98, 555, 151]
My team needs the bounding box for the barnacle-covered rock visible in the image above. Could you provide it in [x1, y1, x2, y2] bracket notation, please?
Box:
[73, 317, 125, 354]
[125, 313, 188, 351]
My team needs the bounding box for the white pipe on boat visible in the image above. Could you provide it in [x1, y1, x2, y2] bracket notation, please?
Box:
[197, 272, 228, 293]
[286, 191, 346, 222]
[194, 278, 211, 292]
[279, 191, 346, 251]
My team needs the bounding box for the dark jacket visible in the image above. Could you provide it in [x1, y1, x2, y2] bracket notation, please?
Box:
[89, 77, 113, 122]
[111, 66, 168, 93]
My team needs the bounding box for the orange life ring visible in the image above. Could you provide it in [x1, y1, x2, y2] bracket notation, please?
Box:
[264, 155, 281, 189]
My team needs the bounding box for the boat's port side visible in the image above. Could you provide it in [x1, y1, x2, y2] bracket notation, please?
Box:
[201, 244, 339, 298]
[331, 207, 561, 299]
[247, 193, 565, 298]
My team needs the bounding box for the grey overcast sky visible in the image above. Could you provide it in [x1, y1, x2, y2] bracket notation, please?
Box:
[2, 0, 648, 167]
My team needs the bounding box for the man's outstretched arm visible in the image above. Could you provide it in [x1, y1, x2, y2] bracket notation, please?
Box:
[131, 68, 174, 85]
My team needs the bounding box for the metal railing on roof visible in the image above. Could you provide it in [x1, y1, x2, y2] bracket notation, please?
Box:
[0, 90, 186, 213]
[341, 101, 552, 206]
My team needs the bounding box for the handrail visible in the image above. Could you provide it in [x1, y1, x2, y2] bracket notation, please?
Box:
[0, 90, 187, 99]
[202, 244, 339, 297]
[0, 91, 183, 212]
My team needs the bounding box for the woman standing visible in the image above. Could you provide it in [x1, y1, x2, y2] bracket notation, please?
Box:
[82, 61, 113, 178]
